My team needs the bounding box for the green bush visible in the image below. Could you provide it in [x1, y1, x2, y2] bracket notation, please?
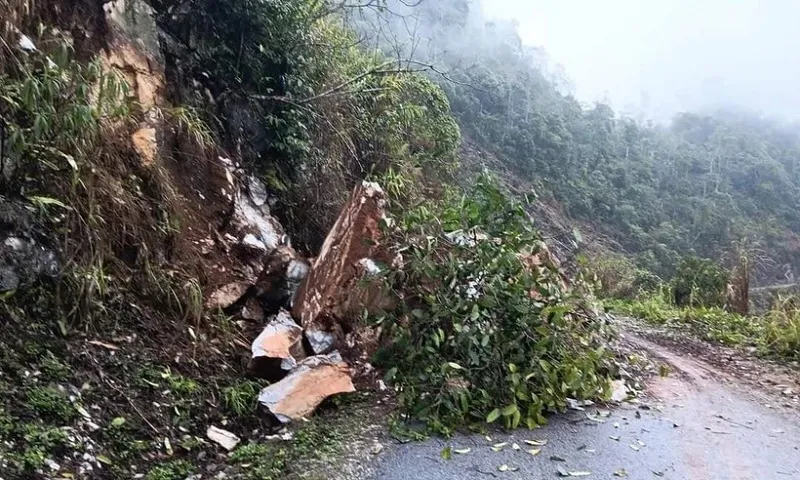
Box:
[762, 297, 800, 360]
[672, 256, 729, 308]
[377, 174, 613, 434]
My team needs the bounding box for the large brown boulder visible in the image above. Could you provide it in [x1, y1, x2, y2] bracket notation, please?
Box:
[292, 181, 395, 353]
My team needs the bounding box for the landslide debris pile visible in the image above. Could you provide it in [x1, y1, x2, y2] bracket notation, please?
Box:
[0, 0, 618, 478]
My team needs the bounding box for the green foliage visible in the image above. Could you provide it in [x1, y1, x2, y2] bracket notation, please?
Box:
[25, 386, 77, 423]
[671, 256, 729, 308]
[0, 30, 130, 189]
[762, 297, 800, 360]
[222, 380, 261, 417]
[230, 443, 288, 480]
[377, 174, 612, 434]
[145, 459, 197, 480]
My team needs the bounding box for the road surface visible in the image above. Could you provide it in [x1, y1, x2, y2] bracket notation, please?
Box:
[369, 329, 800, 480]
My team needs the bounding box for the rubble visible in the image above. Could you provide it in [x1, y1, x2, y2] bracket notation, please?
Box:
[292, 181, 394, 351]
[241, 296, 265, 321]
[305, 329, 337, 355]
[231, 188, 285, 256]
[254, 246, 310, 312]
[251, 311, 305, 373]
[257, 352, 355, 423]
[0, 200, 59, 292]
[205, 282, 249, 310]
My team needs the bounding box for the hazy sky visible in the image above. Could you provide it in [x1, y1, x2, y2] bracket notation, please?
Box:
[481, 0, 800, 120]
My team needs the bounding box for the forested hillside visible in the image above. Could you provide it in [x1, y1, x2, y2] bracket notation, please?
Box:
[350, 0, 800, 283]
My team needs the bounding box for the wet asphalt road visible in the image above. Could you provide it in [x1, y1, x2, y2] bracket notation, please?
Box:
[368, 334, 800, 480]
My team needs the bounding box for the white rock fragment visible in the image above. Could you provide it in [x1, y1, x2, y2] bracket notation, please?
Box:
[610, 379, 629, 403]
[242, 234, 268, 252]
[305, 329, 337, 355]
[206, 426, 240, 451]
[18, 34, 36, 51]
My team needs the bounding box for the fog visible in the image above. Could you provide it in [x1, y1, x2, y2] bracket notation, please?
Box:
[481, 0, 800, 121]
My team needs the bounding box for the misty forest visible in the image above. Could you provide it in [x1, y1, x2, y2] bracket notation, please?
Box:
[1, 0, 799, 478]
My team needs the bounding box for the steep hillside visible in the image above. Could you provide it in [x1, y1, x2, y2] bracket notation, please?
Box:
[350, 0, 800, 285]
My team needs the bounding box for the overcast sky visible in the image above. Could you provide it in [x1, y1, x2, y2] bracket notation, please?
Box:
[481, 0, 800, 121]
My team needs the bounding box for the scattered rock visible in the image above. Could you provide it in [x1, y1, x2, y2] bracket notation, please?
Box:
[253, 246, 310, 312]
[231, 186, 285, 255]
[293, 181, 394, 351]
[610, 379, 629, 403]
[241, 296, 265, 321]
[252, 311, 304, 370]
[242, 234, 267, 252]
[247, 176, 269, 207]
[131, 127, 158, 166]
[257, 352, 355, 423]
[305, 329, 337, 355]
[0, 200, 59, 292]
[206, 282, 250, 310]
[206, 426, 240, 451]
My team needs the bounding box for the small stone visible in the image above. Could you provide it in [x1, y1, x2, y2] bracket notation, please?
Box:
[242, 234, 267, 252]
[206, 282, 250, 310]
[251, 311, 303, 361]
[206, 426, 240, 451]
[371, 443, 384, 455]
[18, 34, 36, 51]
[305, 329, 337, 355]
[248, 176, 269, 206]
[610, 379, 629, 402]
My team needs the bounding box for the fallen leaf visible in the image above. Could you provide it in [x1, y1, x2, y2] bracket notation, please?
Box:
[614, 469, 628, 477]
[609, 435, 620, 441]
[493, 442, 509, 448]
[525, 439, 548, 446]
[96, 455, 113, 465]
[110, 417, 126, 428]
[629, 444, 640, 452]
[498, 464, 509, 472]
[528, 448, 542, 456]
[586, 413, 605, 423]
[491, 446, 504, 452]
[653, 471, 664, 477]
[454, 448, 471, 455]
[550, 455, 566, 462]
[88, 340, 119, 350]
[512, 442, 520, 450]
[485, 435, 493, 442]
[164, 437, 173, 456]
[558, 467, 592, 477]
[441, 446, 452, 460]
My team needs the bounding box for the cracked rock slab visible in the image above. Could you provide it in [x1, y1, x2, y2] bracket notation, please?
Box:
[258, 352, 355, 423]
